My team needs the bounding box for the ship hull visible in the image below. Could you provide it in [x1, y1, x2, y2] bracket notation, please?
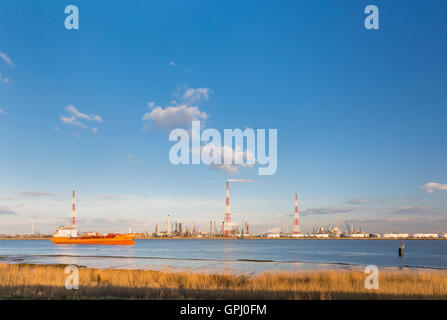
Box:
[50, 235, 135, 245]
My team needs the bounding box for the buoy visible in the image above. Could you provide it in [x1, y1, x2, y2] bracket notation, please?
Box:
[398, 240, 405, 256]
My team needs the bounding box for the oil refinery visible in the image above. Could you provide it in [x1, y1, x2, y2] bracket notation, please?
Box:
[36, 182, 447, 241]
[135, 181, 445, 240]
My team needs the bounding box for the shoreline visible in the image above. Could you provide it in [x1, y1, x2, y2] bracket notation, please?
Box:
[1, 262, 446, 299]
[1, 237, 446, 240]
[1, 255, 445, 274]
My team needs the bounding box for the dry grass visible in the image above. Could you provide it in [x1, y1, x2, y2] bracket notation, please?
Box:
[1, 263, 446, 299]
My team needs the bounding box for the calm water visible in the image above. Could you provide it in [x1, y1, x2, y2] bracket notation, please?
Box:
[0, 239, 446, 274]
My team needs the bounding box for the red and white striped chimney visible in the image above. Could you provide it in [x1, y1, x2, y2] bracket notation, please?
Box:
[293, 193, 300, 234]
[72, 190, 76, 226]
[223, 181, 232, 236]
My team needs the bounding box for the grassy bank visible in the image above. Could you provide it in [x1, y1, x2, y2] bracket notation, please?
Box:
[1, 263, 446, 299]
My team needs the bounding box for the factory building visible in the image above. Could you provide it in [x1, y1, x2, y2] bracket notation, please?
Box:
[266, 233, 281, 238]
[290, 233, 304, 238]
[314, 233, 329, 238]
[410, 233, 439, 238]
[382, 233, 409, 238]
[349, 233, 369, 238]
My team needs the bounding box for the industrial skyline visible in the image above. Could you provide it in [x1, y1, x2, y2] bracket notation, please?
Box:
[3, 186, 445, 238]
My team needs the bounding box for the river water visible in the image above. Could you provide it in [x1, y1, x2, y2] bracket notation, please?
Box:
[1, 239, 446, 274]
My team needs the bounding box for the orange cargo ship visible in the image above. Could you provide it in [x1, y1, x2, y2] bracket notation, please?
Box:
[50, 191, 136, 245]
[50, 231, 136, 245]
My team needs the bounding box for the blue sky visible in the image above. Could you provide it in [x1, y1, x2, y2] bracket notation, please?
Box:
[0, 0, 446, 234]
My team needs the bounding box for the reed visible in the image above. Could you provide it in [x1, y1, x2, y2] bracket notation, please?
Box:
[1, 263, 446, 299]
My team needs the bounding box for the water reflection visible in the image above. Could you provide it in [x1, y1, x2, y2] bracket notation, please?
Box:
[0, 239, 446, 274]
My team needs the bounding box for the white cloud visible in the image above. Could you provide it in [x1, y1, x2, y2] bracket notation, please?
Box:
[16, 191, 59, 198]
[347, 198, 384, 205]
[0, 52, 13, 86]
[390, 206, 444, 216]
[60, 116, 87, 129]
[0, 51, 13, 67]
[66, 105, 103, 123]
[0, 205, 17, 215]
[142, 104, 208, 130]
[348, 199, 371, 204]
[143, 86, 257, 175]
[127, 153, 141, 164]
[206, 144, 255, 175]
[182, 87, 211, 104]
[300, 206, 357, 216]
[147, 101, 157, 109]
[209, 163, 250, 175]
[421, 182, 447, 194]
[170, 61, 176, 66]
[0, 108, 6, 115]
[0, 74, 12, 84]
[143, 87, 211, 130]
[60, 105, 103, 134]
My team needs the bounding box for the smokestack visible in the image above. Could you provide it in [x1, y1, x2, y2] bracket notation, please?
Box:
[222, 180, 252, 237]
[167, 215, 170, 235]
[223, 181, 232, 236]
[293, 193, 300, 234]
[72, 190, 76, 227]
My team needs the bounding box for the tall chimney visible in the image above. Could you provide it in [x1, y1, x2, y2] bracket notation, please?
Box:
[72, 190, 76, 227]
[223, 181, 232, 236]
[167, 215, 170, 235]
[293, 193, 300, 234]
